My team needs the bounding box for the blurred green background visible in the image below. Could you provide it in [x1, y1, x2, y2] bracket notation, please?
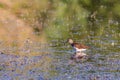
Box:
[0, 0, 119, 53]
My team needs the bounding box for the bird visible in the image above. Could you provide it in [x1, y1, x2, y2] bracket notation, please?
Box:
[67, 38, 89, 60]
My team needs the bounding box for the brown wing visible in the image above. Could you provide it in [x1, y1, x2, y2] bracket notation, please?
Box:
[74, 43, 89, 49]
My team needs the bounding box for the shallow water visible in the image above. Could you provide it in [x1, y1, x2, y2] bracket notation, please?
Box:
[0, 35, 119, 80]
[0, 28, 119, 80]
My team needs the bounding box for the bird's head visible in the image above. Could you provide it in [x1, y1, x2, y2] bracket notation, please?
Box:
[67, 38, 74, 44]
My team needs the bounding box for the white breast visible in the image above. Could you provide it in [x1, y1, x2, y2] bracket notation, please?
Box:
[73, 47, 87, 52]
